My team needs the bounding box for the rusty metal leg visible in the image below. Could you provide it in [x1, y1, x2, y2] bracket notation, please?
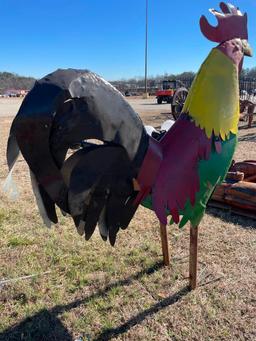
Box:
[159, 223, 170, 266]
[248, 113, 253, 128]
[189, 224, 199, 290]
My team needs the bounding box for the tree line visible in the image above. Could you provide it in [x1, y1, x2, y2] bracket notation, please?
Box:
[0, 72, 36, 92]
[111, 72, 196, 91]
[1, 68, 256, 93]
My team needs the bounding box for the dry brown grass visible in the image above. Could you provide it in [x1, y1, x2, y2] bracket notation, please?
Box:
[0, 99, 255, 341]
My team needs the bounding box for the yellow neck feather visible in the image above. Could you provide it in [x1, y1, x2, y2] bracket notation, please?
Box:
[183, 48, 239, 140]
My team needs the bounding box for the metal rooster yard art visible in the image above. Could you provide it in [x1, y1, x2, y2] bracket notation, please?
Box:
[5, 3, 252, 289]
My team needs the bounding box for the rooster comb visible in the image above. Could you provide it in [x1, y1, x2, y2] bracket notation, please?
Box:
[200, 2, 248, 43]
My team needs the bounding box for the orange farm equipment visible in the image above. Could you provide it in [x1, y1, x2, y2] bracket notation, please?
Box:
[156, 79, 188, 116]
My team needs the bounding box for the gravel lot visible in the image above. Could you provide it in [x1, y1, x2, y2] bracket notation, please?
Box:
[0, 98, 23, 117]
[0, 96, 171, 118]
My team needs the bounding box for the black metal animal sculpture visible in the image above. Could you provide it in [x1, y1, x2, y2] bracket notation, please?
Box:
[7, 69, 149, 245]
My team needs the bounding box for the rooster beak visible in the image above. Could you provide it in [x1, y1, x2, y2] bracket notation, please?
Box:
[242, 39, 253, 57]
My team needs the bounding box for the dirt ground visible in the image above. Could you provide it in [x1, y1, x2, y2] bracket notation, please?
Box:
[0, 97, 255, 340]
[0, 98, 23, 117]
[0, 96, 171, 119]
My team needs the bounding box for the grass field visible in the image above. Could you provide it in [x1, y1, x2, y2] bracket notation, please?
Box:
[0, 99, 255, 340]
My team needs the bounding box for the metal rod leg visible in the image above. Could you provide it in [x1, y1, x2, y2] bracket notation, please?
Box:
[189, 224, 199, 290]
[159, 223, 170, 266]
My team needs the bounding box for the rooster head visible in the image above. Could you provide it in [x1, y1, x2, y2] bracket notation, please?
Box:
[200, 2, 252, 57]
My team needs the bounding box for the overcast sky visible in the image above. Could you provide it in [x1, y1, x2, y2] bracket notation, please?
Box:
[1, 0, 256, 80]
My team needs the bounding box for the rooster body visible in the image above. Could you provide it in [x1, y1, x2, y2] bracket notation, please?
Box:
[177, 46, 240, 226]
[6, 2, 252, 244]
[142, 41, 242, 226]
[140, 2, 252, 227]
